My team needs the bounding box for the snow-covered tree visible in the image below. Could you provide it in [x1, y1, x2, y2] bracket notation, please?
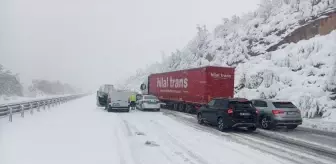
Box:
[0, 64, 23, 96]
[29, 79, 80, 95]
[258, 0, 274, 21]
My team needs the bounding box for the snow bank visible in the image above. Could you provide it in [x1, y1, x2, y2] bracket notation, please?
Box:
[302, 117, 336, 132]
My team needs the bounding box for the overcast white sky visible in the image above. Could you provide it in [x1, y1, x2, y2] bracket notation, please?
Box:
[0, 0, 259, 91]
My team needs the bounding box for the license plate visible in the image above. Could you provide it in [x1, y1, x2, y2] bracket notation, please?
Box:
[112, 103, 120, 106]
[287, 112, 296, 115]
[239, 113, 250, 116]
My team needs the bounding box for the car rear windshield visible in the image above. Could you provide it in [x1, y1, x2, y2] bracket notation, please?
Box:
[272, 102, 296, 108]
[229, 101, 253, 108]
[144, 95, 157, 99]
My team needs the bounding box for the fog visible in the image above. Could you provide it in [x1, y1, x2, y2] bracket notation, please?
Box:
[0, 0, 259, 91]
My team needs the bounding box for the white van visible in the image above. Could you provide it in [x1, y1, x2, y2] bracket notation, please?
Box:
[106, 90, 135, 112]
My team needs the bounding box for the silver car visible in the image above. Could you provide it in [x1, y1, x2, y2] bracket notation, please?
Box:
[250, 99, 302, 130]
[137, 95, 161, 111]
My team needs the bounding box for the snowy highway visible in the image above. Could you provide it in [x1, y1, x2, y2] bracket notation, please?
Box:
[1, 95, 336, 164]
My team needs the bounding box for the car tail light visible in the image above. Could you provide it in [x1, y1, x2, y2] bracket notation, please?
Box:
[272, 110, 284, 115]
[228, 108, 233, 114]
[256, 109, 259, 114]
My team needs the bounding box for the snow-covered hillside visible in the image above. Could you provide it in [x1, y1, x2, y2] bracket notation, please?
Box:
[119, 0, 336, 119]
[234, 31, 336, 118]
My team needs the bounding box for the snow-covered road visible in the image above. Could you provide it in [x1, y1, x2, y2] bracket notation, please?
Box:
[0, 95, 335, 164]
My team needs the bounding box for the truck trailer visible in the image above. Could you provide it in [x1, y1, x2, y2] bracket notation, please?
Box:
[140, 66, 235, 113]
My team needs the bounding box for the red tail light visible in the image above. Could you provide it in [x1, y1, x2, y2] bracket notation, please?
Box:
[228, 108, 233, 114]
[272, 110, 284, 115]
[256, 109, 259, 114]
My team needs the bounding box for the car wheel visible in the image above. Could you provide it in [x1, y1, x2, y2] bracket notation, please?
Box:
[286, 125, 298, 130]
[260, 117, 272, 129]
[217, 117, 226, 131]
[197, 113, 204, 125]
[157, 108, 160, 112]
[247, 126, 257, 132]
[107, 108, 112, 112]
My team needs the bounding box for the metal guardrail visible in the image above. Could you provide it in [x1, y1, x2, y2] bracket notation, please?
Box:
[0, 93, 89, 122]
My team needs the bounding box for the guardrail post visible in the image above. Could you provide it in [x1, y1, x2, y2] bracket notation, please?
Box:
[8, 106, 12, 122]
[37, 102, 40, 112]
[30, 103, 34, 115]
[20, 104, 25, 117]
[43, 101, 46, 110]
[48, 100, 51, 109]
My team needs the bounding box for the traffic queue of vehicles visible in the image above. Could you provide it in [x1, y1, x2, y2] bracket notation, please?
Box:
[139, 66, 303, 131]
[96, 66, 302, 132]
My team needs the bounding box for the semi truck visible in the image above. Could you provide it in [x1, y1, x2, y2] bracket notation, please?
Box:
[140, 66, 235, 113]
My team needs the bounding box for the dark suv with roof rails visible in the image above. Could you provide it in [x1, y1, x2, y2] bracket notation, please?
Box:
[197, 98, 258, 132]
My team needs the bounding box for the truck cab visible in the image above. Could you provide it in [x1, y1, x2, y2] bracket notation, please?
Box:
[96, 84, 115, 107]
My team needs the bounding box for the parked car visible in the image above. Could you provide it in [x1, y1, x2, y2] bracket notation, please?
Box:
[197, 98, 258, 132]
[250, 99, 302, 130]
[136, 94, 161, 111]
[106, 90, 135, 112]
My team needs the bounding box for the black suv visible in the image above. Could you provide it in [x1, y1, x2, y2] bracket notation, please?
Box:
[197, 98, 258, 132]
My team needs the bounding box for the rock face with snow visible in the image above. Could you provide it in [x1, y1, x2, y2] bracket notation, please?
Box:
[234, 31, 336, 118]
[119, 0, 336, 118]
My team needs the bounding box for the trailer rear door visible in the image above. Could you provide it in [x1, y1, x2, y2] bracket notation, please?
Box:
[206, 67, 234, 101]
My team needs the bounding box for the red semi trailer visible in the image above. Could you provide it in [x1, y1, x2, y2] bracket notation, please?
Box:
[140, 66, 235, 113]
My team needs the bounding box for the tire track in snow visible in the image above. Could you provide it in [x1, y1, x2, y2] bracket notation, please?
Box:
[148, 119, 208, 164]
[149, 117, 289, 164]
[113, 113, 139, 164]
[119, 112, 204, 164]
[114, 127, 128, 164]
[118, 113, 174, 164]
[162, 110, 335, 164]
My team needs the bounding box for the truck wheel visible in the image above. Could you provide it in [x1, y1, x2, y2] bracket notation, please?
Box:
[197, 113, 204, 125]
[178, 103, 185, 112]
[173, 104, 178, 111]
